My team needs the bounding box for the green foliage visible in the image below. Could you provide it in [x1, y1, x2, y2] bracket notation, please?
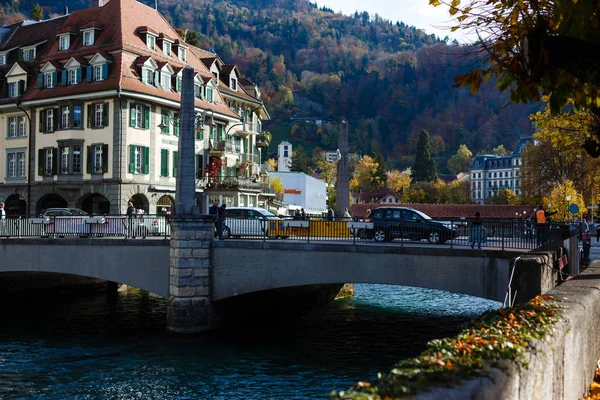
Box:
[31, 3, 42, 20]
[492, 144, 508, 156]
[373, 153, 387, 189]
[411, 129, 437, 183]
[290, 145, 312, 174]
[446, 144, 473, 175]
[404, 181, 439, 203]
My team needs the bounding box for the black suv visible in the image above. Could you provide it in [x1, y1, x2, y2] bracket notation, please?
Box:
[369, 207, 458, 244]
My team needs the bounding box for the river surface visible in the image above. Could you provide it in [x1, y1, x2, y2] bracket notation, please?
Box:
[0, 284, 500, 399]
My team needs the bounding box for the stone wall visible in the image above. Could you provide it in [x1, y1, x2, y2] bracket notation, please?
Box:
[416, 259, 600, 400]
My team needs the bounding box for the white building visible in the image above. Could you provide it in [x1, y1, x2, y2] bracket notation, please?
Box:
[469, 137, 533, 204]
[277, 141, 292, 172]
[268, 171, 327, 215]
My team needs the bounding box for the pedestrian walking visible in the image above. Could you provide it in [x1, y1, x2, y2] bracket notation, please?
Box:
[125, 201, 136, 238]
[579, 218, 590, 242]
[300, 208, 306, 220]
[0, 202, 5, 237]
[209, 200, 219, 237]
[533, 205, 557, 246]
[469, 211, 486, 249]
[217, 204, 227, 239]
[343, 207, 352, 220]
[363, 209, 371, 222]
[327, 207, 334, 221]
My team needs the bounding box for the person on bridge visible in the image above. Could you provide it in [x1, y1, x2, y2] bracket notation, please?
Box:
[209, 200, 219, 238]
[0, 202, 5, 237]
[125, 201, 136, 238]
[469, 211, 486, 249]
[363, 209, 371, 222]
[343, 208, 352, 220]
[217, 204, 227, 239]
[533, 205, 557, 246]
[327, 207, 334, 221]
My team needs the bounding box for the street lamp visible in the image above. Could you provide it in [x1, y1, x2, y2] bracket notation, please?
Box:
[158, 109, 216, 132]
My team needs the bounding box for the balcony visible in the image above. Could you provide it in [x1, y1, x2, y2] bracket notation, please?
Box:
[230, 123, 254, 138]
[209, 140, 235, 156]
[210, 176, 262, 191]
[256, 131, 271, 147]
[241, 153, 260, 164]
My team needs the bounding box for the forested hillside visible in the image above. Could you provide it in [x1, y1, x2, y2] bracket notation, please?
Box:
[1, 0, 541, 172]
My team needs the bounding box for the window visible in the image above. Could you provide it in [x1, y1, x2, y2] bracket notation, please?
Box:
[206, 87, 214, 103]
[178, 47, 186, 61]
[8, 82, 18, 98]
[7, 150, 25, 178]
[46, 110, 54, 132]
[143, 68, 155, 85]
[129, 145, 149, 174]
[83, 31, 94, 46]
[60, 146, 69, 174]
[73, 105, 82, 128]
[0, 54, 6, 65]
[7, 116, 26, 138]
[231, 78, 237, 90]
[163, 41, 171, 56]
[94, 65, 103, 82]
[59, 35, 70, 51]
[45, 72, 54, 88]
[130, 103, 149, 129]
[45, 148, 54, 175]
[95, 103, 103, 128]
[72, 145, 81, 173]
[22, 48, 35, 61]
[147, 35, 156, 50]
[161, 73, 170, 90]
[91, 144, 107, 174]
[61, 105, 70, 129]
[160, 111, 170, 134]
[59, 144, 82, 174]
[68, 69, 78, 85]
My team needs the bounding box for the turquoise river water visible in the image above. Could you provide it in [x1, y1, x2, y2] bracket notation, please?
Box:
[0, 284, 500, 399]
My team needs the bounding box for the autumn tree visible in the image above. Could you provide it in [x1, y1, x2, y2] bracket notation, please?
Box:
[447, 144, 473, 175]
[266, 158, 277, 172]
[544, 180, 586, 222]
[492, 145, 508, 156]
[430, 0, 600, 156]
[487, 188, 520, 205]
[374, 153, 388, 189]
[269, 177, 284, 201]
[404, 181, 440, 204]
[387, 169, 411, 197]
[412, 129, 437, 183]
[31, 3, 42, 20]
[350, 155, 381, 193]
[521, 99, 600, 203]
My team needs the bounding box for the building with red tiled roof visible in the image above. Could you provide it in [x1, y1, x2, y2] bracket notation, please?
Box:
[0, 0, 270, 216]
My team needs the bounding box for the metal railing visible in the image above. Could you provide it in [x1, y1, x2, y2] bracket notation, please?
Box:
[0, 215, 567, 251]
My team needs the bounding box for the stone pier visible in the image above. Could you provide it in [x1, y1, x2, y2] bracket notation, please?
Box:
[166, 216, 216, 333]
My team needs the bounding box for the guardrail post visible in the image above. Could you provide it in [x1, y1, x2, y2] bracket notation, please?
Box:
[502, 222, 505, 251]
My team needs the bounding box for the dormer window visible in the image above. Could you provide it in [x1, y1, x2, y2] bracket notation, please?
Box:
[87, 54, 109, 82]
[206, 87, 214, 103]
[59, 35, 70, 51]
[21, 48, 35, 61]
[144, 69, 155, 85]
[161, 72, 170, 90]
[45, 72, 55, 88]
[163, 42, 171, 56]
[231, 78, 237, 90]
[83, 31, 94, 46]
[147, 35, 156, 51]
[0, 53, 6, 65]
[178, 47, 186, 61]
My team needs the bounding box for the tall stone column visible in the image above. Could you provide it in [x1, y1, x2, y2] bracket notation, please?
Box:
[167, 216, 215, 333]
[167, 66, 216, 333]
[335, 120, 350, 217]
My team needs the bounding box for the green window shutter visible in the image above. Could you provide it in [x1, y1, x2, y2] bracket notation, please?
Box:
[177, 78, 182, 92]
[160, 149, 168, 176]
[102, 144, 109, 173]
[161, 111, 169, 134]
[51, 148, 58, 175]
[76, 68, 82, 84]
[38, 149, 44, 176]
[52, 109, 58, 131]
[52, 71, 57, 86]
[102, 103, 109, 127]
[217, 125, 223, 141]
[210, 126, 215, 140]
[143, 146, 149, 174]
[86, 66, 93, 82]
[173, 113, 179, 136]
[37, 74, 44, 89]
[39, 110, 44, 133]
[61, 69, 67, 86]
[173, 151, 178, 177]
[86, 146, 92, 174]
[101, 63, 108, 80]
[87, 104, 92, 128]
[198, 127, 203, 140]
[129, 145, 136, 173]
[143, 106, 150, 129]
[129, 103, 136, 127]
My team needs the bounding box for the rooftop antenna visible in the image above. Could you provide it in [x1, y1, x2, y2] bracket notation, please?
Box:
[184, 29, 188, 42]
[154, 0, 157, 10]
[64, 5, 69, 15]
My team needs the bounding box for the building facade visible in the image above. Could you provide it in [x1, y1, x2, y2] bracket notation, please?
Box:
[268, 171, 327, 215]
[469, 137, 533, 204]
[0, 0, 270, 216]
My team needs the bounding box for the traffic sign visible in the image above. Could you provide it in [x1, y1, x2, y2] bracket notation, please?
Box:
[569, 204, 579, 214]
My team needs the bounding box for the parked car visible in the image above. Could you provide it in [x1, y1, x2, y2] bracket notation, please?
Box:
[221, 207, 281, 238]
[368, 207, 459, 244]
[38, 208, 93, 236]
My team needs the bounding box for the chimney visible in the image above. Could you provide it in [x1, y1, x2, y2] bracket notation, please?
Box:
[64, 5, 69, 15]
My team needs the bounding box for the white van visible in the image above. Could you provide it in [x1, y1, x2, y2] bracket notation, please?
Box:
[222, 207, 281, 238]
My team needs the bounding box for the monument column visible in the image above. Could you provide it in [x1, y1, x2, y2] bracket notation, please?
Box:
[335, 120, 350, 218]
[166, 66, 216, 333]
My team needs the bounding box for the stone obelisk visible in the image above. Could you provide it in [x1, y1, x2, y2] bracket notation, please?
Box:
[335, 120, 350, 218]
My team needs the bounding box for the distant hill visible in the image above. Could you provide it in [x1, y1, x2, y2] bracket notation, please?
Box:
[4, 0, 541, 172]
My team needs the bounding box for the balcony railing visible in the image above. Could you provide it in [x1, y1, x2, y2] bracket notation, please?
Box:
[241, 153, 260, 164]
[209, 140, 235, 154]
